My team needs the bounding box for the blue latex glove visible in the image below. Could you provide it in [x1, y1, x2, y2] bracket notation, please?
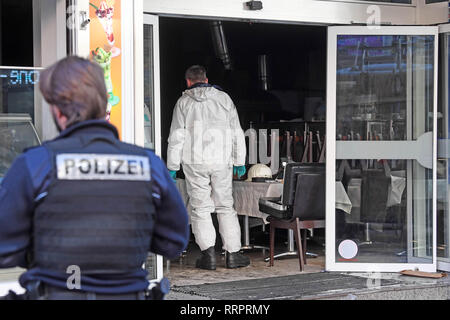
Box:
[169, 170, 177, 183]
[233, 166, 246, 179]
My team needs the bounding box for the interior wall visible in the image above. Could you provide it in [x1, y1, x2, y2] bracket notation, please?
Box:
[159, 17, 327, 161]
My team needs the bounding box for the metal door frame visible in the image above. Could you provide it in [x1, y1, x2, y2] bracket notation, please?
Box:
[141, 14, 162, 157]
[326, 26, 439, 272]
[142, 13, 163, 280]
[437, 23, 450, 272]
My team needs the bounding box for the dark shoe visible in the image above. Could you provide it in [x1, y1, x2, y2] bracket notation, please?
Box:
[225, 251, 250, 269]
[196, 246, 216, 270]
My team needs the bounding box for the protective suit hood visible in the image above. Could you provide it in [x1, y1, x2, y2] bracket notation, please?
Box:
[184, 86, 215, 102]
[167, 84, 246, 171]
[183, 86, 231, 110]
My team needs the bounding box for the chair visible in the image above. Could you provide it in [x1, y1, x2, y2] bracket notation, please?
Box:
[259, 163, 325, 271]
[359, 169, 390, 245]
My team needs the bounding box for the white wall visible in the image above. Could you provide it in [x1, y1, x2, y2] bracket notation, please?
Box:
[143, 0, 447, 25]
[68, 0, 91, 58]
[33, 0, 67, 141]
[415, 0, 448, 25]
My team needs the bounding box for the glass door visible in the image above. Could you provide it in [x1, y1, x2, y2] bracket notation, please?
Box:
[142, 13, 163, 280]
[143, 14, 161, 153]
[437, 24, 450, 272]
[326, 26, 438, 272]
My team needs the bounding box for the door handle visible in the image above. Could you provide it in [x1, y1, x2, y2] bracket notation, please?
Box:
[336, 132, 433, 169]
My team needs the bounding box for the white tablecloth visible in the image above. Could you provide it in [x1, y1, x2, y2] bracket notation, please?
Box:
[176, 179, 353, 224]
[176, 179, 282, 224]
[233, 181, 283, 223]
[336, 181, 353, 214]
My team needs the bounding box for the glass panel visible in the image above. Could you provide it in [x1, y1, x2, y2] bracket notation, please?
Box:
[0, 115, 40, 182]
[144, 253, 158, 281]
[337, 35, 434, 142]
[143, 24, 157, 279]
[336, 35, 435, 264]
[0, 68, 41, 123]
[0, 67, 41, 183]
[335, 159, 433, 263]
[437, 33, 450, 262]
[143, 25, 155, 150]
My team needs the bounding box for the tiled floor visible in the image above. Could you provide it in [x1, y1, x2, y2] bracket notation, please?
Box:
[165, 232, 326, 287]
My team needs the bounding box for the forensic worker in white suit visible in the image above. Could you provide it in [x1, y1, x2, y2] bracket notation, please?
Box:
[167, 65, 249, 270]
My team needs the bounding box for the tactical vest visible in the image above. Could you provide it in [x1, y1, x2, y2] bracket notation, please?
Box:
[33, 133, 155, 274]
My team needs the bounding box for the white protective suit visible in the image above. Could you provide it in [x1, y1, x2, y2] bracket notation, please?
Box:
[167, 85, 246, 253]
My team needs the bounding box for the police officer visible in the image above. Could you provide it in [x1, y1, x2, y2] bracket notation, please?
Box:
[0, 56, 189, 300]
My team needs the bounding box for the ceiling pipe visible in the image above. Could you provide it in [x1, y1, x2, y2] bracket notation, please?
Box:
[210, 21, 232, 70]
[258, 54, 270, 91]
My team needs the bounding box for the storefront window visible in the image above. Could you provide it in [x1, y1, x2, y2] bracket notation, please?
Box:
[0, 67, 41, 183]
[0, 115, 40, 181]
[335, 35, 435, 264]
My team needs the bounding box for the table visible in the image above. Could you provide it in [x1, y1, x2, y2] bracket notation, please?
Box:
[233, 181, 283, 250]
[175, 179, 353, 255]
[176, 179, 283, 220]
[176, 179, 283, 250]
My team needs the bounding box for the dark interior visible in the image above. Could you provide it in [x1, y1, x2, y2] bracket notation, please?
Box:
[159, 17, 327, 161]
[0, 0, 34, 66]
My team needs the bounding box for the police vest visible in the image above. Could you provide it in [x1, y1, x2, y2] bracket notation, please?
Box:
[33, 133, 155, 274]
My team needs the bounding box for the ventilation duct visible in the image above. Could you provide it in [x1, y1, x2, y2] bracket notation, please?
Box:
[210, 21, 232, 70]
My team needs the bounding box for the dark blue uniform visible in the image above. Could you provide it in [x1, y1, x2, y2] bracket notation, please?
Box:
[0, 120, 189, 295]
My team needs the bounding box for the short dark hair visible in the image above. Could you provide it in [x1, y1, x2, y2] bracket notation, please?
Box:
[39, 56, 108, 128]
[185, 65, 207, 83]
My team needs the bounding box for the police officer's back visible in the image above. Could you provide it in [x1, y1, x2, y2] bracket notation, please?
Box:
[0, 56, 189, 300]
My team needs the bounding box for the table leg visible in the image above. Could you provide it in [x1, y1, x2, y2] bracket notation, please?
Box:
[241, 215, 269, 252]
[265, 230, 297, 262]
[265, 229, 318, 262]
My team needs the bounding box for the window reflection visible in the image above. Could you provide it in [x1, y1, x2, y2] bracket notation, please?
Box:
[335, 35, 435, 264]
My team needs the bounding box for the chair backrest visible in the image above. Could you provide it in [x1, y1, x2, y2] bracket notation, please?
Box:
[292, 169, 326, 220]
[360, 169, 390, 223]
[282, 163, 325, 206]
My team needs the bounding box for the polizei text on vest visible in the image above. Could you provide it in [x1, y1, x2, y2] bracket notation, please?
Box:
[56, 154, 151, 181]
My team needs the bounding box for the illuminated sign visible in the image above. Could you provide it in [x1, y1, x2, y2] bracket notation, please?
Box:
[0, 69, 40, 87]
[0, 67, 43, 124]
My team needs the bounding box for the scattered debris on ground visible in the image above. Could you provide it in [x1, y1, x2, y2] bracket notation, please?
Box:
[400, 270, 447, 279]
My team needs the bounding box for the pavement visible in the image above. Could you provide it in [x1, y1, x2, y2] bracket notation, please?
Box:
[0, 239, 448, 300]
[166, 271, 450, 300]
[164, 239, 450, 301]
[1, 261, 448, 300]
